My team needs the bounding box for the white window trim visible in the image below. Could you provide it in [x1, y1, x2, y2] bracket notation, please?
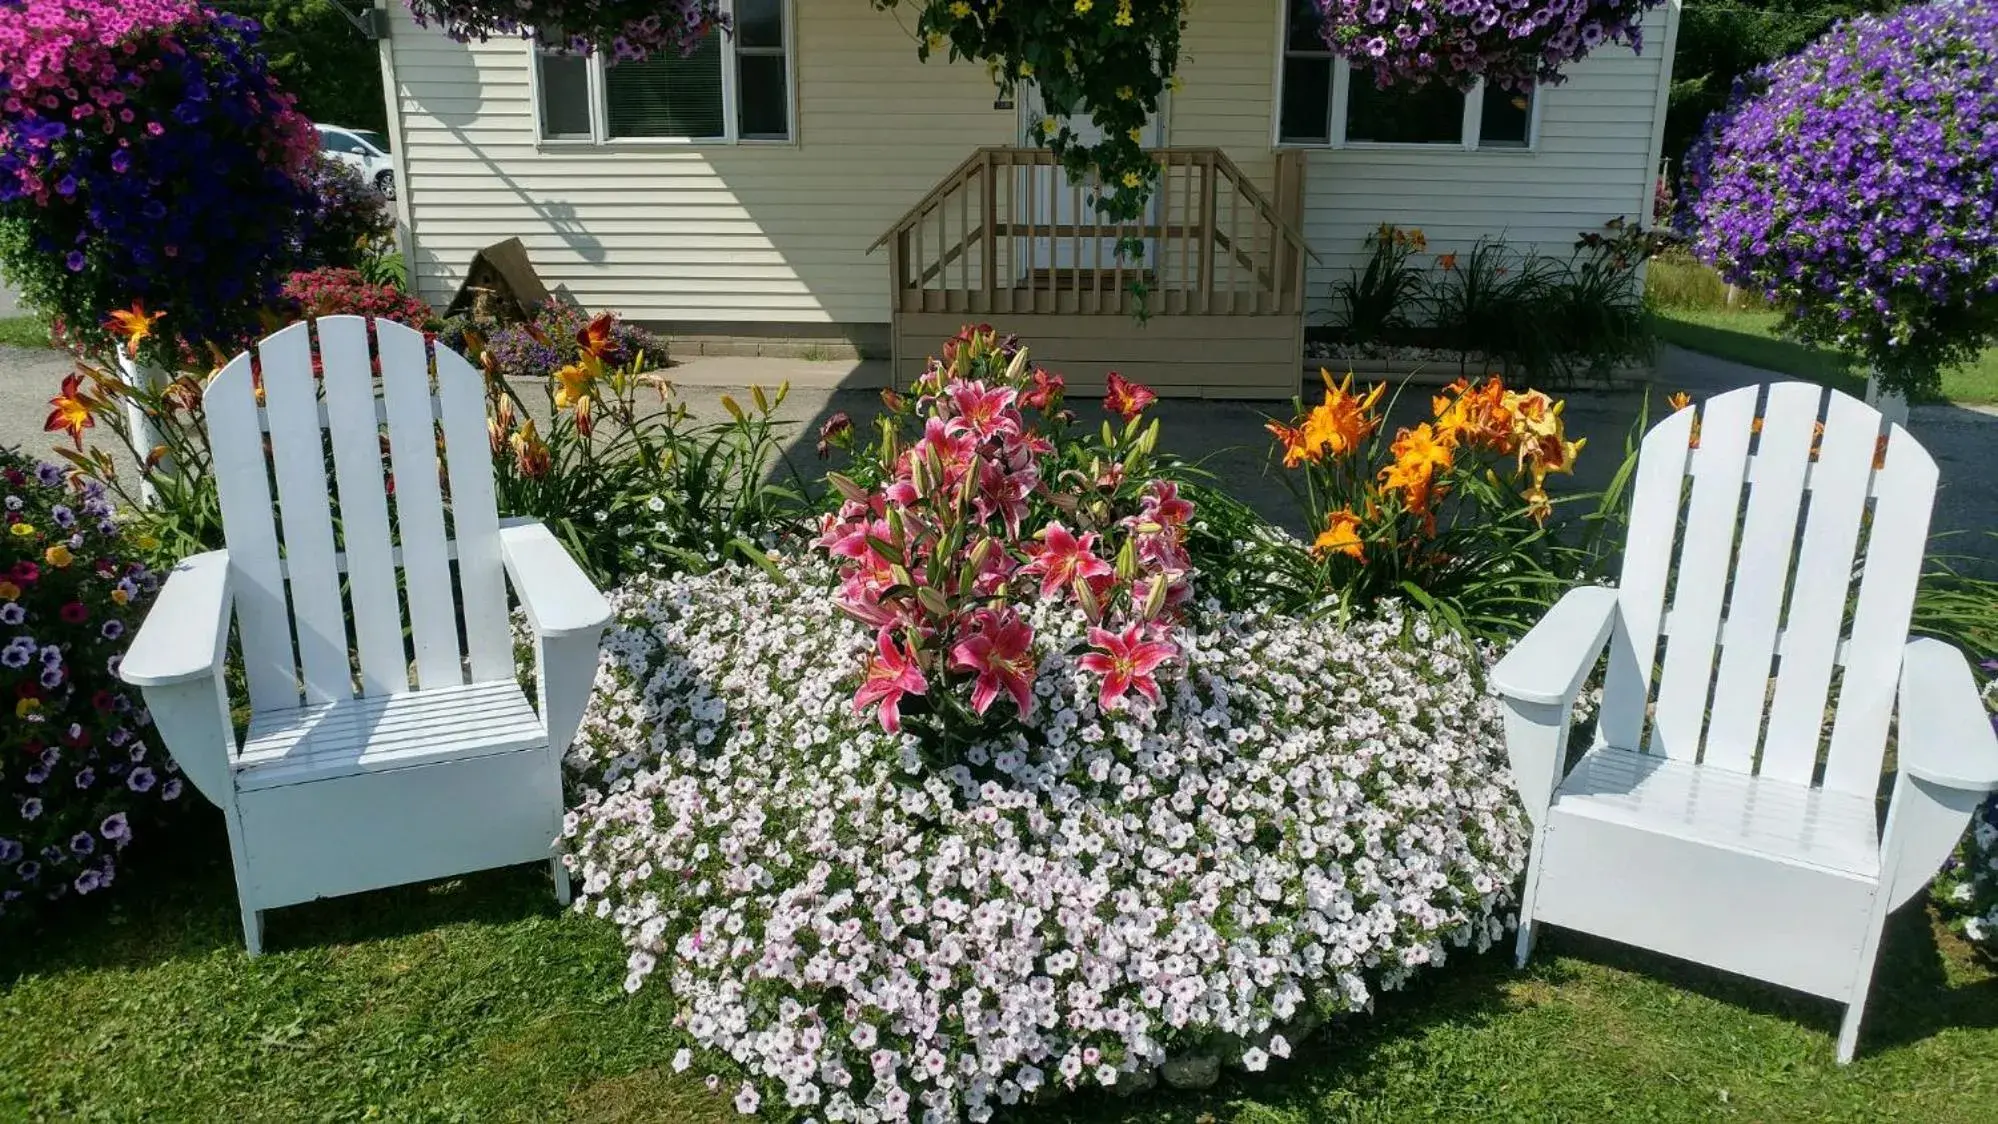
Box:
[1269, 20, 1542, 155]
[528, 0, 798, 149]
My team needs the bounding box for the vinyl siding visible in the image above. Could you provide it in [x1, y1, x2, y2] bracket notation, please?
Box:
[385, 1, 1674, 328]
[386, 0, 1016, 322]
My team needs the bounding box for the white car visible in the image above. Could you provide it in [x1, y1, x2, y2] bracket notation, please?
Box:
[315, 124, 396, 200]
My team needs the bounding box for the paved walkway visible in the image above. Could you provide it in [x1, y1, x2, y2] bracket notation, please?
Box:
[3, 341, 1992, 571]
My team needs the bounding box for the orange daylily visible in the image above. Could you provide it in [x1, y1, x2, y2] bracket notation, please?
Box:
[509, 418, 551, 478]
[1666, 391, 1694, 412]
[1313, 508, 1367, 561]
[576, 313, 618, 360]
[1272, 371, 1384, 467]
[1433, 376, 1515, 452]
[1381, 422, 1454, 518]
[552, 362, 595, 436]
[1436, 252, 1458, 271]
[102, 300, 165, 350]
[44, 372, 97, 450]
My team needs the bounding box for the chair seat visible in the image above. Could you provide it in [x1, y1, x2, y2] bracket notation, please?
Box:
[1552, 746, 1881, 878]
[235, 680, 546, 793]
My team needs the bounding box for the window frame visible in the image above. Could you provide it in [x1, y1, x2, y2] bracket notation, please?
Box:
[1269, 14, 1541, 153]
[528, 0, 798, 149]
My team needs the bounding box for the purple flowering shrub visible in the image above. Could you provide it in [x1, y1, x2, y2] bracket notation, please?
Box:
[440, 300, 666, 384]
[1317, 0, 1666, 92]
[1, 446, 180, 927]
[0, 0, 320, 364]
[404, 0, 726, 61]
[300, 154, 393, 272]
[1682, 0, 1998, 398]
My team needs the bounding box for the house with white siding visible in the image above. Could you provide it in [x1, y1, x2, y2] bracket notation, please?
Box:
[375, 0, 1679, 398]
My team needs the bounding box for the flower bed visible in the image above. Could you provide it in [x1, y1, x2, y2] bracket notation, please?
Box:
[2, 448, 180, 926]
[561, 556, 1527, 1119]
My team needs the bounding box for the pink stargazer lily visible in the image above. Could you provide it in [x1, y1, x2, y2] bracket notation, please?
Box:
[948, 607, 1037, 718]
[1019, 523, 1114, 601]
[943, 380, 1023, 441]
[854, 630, 928, 733]
[1078, 624, 1177, 712]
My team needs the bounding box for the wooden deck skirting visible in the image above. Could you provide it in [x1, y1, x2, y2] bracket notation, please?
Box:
[872, 148, 1312, 401]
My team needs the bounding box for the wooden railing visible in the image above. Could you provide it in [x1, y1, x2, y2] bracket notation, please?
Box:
[870, 147, 1312, 319]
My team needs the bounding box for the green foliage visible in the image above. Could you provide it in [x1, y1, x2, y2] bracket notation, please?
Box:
[1329, 223, 1433, 344]
[212, 0, 389, 134]
[0, 316, 50, 350]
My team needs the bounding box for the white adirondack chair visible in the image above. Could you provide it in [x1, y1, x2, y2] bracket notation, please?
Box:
[1494, 382, 1998, 1064]
[118, 317, 610, 955]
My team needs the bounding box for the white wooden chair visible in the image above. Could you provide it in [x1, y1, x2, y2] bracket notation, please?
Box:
[1494, 382, 1998, 1063]
[119, 317, 610, 955]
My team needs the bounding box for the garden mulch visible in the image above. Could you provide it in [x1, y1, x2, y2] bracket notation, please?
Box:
[4, 341, 1995, 571]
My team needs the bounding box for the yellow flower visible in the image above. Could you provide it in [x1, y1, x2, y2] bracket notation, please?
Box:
[112, 587, 131, 605]
[9, 523, 35, 538]
[1666, 391, 1694, 412]
[1041, 116, 1060, 137]
[1115, 0, 1134, 26]
[1074, 0, 1092, 12]
[45, 543, 74, 568]
[16, 698, 41, 720]
[134, 532, 159, 552]
[1523, 484, 1553, 526]
[1018, 61, 1035, 77]
[1313, 509, 1366, 561]
[950, 0, 970, 15]
[0, 580, 20, 601]
[1121, 171, 1143, 188]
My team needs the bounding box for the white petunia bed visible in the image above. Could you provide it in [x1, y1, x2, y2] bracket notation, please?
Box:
[561, 557, 1530, 1121]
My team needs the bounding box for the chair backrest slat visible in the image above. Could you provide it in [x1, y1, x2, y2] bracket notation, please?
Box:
[1648, 386, 1759, 761]
[205, 351, 301, 712]
[1758, 390, 1881, 786]
[1822, 425, 1937, 796]
[377, 321, 465, 690]
[319, 316, 411, 697]
[259, 322, 354, 705]
[1702, 381, 1821, 772]
[1603, 382, 1938, 797]
[434, 346, 513, 683]
[1599, 405, 1694, 753]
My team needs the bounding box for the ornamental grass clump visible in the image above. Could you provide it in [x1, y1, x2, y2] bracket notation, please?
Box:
[0, 0, 319, 363]
[562, 556, 1528, 1120]
[1, 447, 181, 927]
[817, 327, 1192, 757]
[1681, 0, 1998, 399]
[1316, 0, 1665, 92]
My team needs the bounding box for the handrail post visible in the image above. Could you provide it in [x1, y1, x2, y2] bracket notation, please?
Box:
[981, 152, 997, 303]
[1198, 153, 1217, 315]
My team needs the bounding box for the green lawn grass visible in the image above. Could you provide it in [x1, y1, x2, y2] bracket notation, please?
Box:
[5, 812, 1995, 1122]
[1649, 308, 1998, 406]
[0, 315, 50, 350]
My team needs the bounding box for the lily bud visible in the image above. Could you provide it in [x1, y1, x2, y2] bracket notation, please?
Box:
[721, 394, 746, 422]
[1140, 573, 1170, 620]
[1004, 345, 1031, 384]
[1115, 536, 1138, 581]
[826, 472, 871, 505]
[1072, 574, 1102, 621]
[916, 586, 952, 618]
[751, 384, 769, 414]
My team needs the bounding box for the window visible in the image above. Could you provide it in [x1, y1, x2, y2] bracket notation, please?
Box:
[1276, 3, 1534, 149]
[319, 130, 362, 154]
[532, 0, 794, 145]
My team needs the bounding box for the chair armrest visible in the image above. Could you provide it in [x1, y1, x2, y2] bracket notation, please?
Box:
[120, 551, 232, 688]
[1491, 585, 1620, 707]
[1898, 638, 1998, 791]
[498, 520, 612, 640]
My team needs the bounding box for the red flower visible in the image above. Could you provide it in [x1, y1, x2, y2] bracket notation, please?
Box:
[576, 313, 620, 360]
[12, 561, 40, 584]
[1104, 371, 1156, 421]
[60, 601, 89, 624]
[1022, 368, 1066, 411]
[948, 607, 1037, 718]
